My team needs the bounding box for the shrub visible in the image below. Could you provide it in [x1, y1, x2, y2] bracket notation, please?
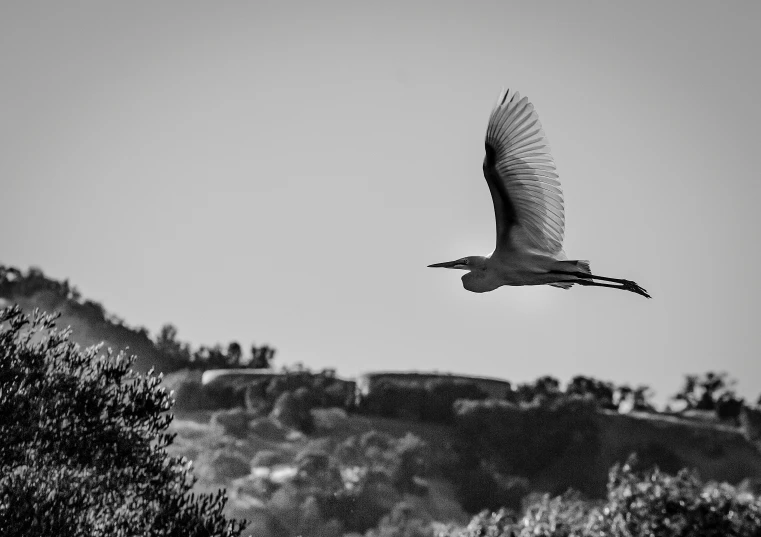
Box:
[447, 456, 761, 537]
[715, 393, 745, 424]
[0, 306, 245, 536]
[209, 407, 258, 437]
[362, 380, 427, 420]
[389, 433, 431, 494]
[587, 457, 761, 536]
[365, 501, 436, 537]
[361, 378, 487, 423]
[270, 389, 315, 433]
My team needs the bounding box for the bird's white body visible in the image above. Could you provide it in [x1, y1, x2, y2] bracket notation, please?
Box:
[460, 253, 580, 293]
[429, 88, 650, 299]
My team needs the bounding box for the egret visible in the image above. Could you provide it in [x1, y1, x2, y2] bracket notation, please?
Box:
[428, 88, 650, 299]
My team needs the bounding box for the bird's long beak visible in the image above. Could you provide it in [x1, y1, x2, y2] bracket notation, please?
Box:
[427, 260, 458, 269]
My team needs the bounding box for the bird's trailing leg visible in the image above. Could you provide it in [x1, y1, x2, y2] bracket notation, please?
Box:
[550, 270, 651, 299]
[573, 279, 637, 294]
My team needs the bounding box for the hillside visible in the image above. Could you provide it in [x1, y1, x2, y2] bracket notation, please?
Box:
[0, 266, 172, 373]
[532, 409, 761, 496]
[168, 406, 761, 537]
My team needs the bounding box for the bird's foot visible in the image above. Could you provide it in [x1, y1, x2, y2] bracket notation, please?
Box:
[623, 280, 651, 299]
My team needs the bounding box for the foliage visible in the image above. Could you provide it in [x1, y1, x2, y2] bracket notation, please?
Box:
[453, 397, 600, 481]
[446, 396, 600, 513]
[361, 378, 488, 423]
[236, 430, 433, 535]
[566, 376, 617, 410]
[0, 264, 277, 374]
[269, 388, 316, 433]
[508, 376, 656, 414]
[672, 371, 745, 423]
[445, 463, 530, 515]
[450, 456, 761, 537]
[673, 372, 735, 410]
[615, 384, 656, 412]
[167, 365, 354, 415]
[0, 306, 245, 536]
[587, 457, 761, 536]
[365, 502, 438, 537]
[265, 367, 353, 409]
[248, 344, 276, 369]
[507, 376, 563, 406]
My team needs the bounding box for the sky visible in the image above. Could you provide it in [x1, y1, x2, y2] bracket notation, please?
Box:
[2, 1, 760, 405]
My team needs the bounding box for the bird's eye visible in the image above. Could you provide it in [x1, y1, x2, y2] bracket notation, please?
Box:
[461, 259, 469, 265]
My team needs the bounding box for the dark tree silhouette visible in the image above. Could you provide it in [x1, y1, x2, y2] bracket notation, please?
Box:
[155, 323, 192, 369]
[250, 344, 276, 369]
[226, 341, 242, 365]
[617, 384, 655, 412]
[567, 376, 617, 409]
[672, 372, 736, 411]
[512, 375, 562, 405]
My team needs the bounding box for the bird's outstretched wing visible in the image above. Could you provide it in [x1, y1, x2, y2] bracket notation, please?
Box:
[483, 88, 565, 257]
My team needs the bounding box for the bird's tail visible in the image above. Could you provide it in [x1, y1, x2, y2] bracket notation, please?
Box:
[548, 259, 591, 290]
[574, 260, 591, 274]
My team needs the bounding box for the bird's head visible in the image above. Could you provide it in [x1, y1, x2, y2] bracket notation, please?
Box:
[427, 256, 486, 271]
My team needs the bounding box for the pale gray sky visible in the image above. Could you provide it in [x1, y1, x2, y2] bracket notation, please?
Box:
[2, 1, 760, 404]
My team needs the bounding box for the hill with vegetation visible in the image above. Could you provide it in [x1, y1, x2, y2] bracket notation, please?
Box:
[0, 264, 277, 374]
[4, 264, 761, 536]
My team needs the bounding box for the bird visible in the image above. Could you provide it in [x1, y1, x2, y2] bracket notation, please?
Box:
[428, 88, 650, 299]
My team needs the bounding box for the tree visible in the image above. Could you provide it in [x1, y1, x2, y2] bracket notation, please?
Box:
[226, 341, 242, 366]
[513, 375, 561, 405]
[672, 372, 736, 411]
[249, 344, 276, 369]
[155, 323, 192, 369]
[0, 305, 245, 536]
[631, 385, 655, 411]
[207, 344, 231, 369]
[716, 392, 744, 423]
[617, 384, 655, 412]
[566, 376, 617, 410]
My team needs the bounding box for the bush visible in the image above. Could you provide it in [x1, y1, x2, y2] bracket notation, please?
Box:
[270, 389, 315, 433]
[715, 393, 745, 424]
[585, 456, 761, 536]
[195, 369, 355, 414]
[265, 369, 353, 410]
[361, 380, 427, 420]
[209, 408, 259, 438]
[447, 456, 761, 537]
[361, 378, 487, 423]
[0, 306, 245, 536]
[365, 502, 437, 537]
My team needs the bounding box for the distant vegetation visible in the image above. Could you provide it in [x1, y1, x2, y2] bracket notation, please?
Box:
[0, 264, 277, 373]
[451, 457, 761, 537]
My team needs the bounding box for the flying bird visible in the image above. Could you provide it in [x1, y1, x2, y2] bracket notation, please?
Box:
[428, 88, 650, 299]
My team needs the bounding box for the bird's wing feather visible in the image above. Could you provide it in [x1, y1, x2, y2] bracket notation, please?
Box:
[483, 88, 565, 257]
